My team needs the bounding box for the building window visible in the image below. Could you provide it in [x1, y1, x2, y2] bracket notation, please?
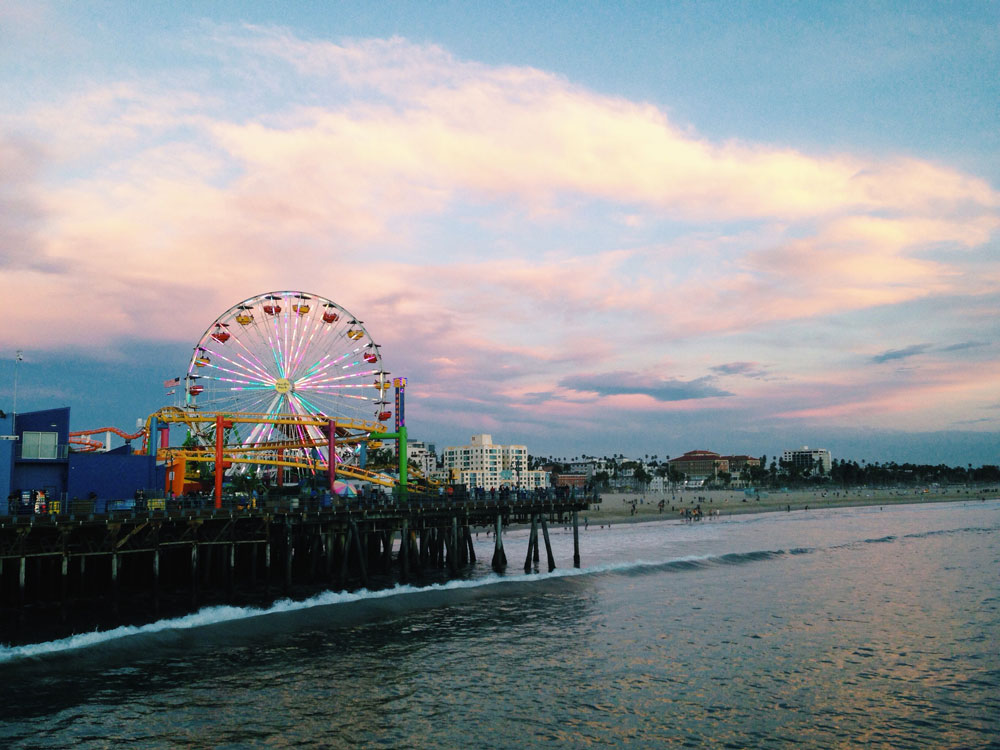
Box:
[22, 431, 59, 459]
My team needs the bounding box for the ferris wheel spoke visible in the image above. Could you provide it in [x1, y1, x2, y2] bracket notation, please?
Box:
[285, 312, 325, 383]
[295, 352, 370, 389]
[240, 393, 284, 447]
[284, 395, 322, 469]
[298, 368, 378, 388]
[289, 316, 330, 384]
[223, 335, 280, 383]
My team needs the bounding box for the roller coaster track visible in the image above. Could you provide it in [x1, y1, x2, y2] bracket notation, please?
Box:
[160, 448, 400, 487]
[69, 425, 148, 452]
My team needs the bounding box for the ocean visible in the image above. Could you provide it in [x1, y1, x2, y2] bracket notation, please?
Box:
[2, 499, 998, 749]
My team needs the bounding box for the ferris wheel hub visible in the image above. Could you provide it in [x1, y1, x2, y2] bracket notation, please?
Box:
[274, 377, 293, 394]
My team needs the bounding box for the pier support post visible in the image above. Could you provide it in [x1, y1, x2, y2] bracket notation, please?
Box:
[111, 552, 120, 615]
[250, 541, 258, 587]
[18, 555, 26, 609]
[339, 527, 351, 587]
[464, 525, 476, 564]
[326, 531, 335, 583]
[60, 553, 69, 621]
[524, 515, 538, 573]
[264, 537, 271, 595]
[382, 529, 394, 573]
[492, 515, 506, 573]
[284, 522, 294, 593]
[572, 511, 580, 568]
[349, 521, 368, 588]
[401, 519, 410, 582]
[191, 542, 199, 608]
[449, 516, 459, 574]
[152, 546, 160, 616]
[540, 517, 556, 572]
[228, 538, 236, 600]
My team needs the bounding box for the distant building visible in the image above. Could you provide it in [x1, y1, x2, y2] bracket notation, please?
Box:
[668, 450, 729, 480]
[406, 440, 438, 477]
[441, 434, 549, 490]
[723, 455, 761, 473]
[554, 474, 587, 489]
[782, 446, 832, 474]
[568, 458, 610, 476]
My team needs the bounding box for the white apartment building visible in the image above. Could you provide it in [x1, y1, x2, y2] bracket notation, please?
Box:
[442, 434, 549, 490]
[568, 458, 610, 476]
[406, 440, 438, 477]
[782, 446, 833, 474]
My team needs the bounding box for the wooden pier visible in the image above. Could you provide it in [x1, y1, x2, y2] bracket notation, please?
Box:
[0, 490, 595, 646]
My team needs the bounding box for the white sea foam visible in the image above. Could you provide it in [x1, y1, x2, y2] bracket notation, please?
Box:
[0, 554, 719, 663]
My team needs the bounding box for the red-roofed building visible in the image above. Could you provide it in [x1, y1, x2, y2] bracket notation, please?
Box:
[668, 450, 728, 478]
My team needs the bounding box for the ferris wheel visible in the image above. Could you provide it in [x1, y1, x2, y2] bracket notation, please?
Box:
[183, 291, 391, 472]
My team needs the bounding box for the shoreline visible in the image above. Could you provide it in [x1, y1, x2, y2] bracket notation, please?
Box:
[579, 488, 997, 527]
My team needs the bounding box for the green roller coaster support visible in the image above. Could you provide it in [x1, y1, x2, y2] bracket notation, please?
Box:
[378, 426, 408, 502]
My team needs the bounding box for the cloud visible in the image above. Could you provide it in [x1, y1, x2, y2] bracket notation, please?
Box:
[870, 344, 931, 364]
[711, 362, 768, 378]
[559, 372, 732, 402]
[939, 340, 989, 353]
[3, 29, 997, 353]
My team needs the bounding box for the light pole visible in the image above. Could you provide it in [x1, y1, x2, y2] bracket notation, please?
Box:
[11, 350, 22, 434]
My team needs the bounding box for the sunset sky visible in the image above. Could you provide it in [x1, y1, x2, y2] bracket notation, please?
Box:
[1, 1, 998, 465]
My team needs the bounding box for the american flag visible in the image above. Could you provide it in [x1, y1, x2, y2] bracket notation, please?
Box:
[163, 377, 180, 388]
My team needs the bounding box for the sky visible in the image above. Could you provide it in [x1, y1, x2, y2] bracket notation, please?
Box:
[1, 1, 998, 466]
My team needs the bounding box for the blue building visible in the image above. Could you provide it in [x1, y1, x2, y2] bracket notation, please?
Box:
[1, 407, 164, 513]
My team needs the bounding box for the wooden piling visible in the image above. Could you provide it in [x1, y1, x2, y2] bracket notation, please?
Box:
[111, 552, 120, 614]
[572, 511, 580, 568]
[152, 546, 160, 615]
[401, 519, 410, 582]
[449, 516, 459, 573]
[339, 526, 351, 586]
[492, 515, 506, 573]
[349, 521, 368, 588]
[60, 554, 69, 621]
[284, 522, 294, 593]
[540, 517, 556, 572]
[524, 515, 538, 573]
[190, 541, 199, 607]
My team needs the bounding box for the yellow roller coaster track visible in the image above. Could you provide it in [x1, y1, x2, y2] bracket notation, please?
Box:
[149, 407, 386, 432]
[162, 450, 400, 487]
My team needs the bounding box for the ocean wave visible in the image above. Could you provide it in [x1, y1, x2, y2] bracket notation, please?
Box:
[0, 548, 802, 662]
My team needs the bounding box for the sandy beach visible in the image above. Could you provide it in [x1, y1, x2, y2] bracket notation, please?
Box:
[582, 486, 997, 526]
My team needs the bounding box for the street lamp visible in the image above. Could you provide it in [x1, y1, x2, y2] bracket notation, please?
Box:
[10, 350, 22, 435]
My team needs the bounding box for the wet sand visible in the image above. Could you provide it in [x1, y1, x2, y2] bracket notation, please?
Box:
[582, 487, 996, 526]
